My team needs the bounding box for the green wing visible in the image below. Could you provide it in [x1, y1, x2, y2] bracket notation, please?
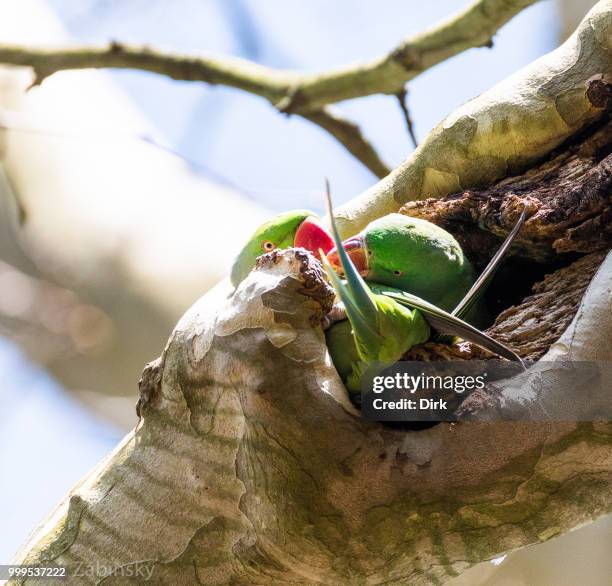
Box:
[321, 180, 383, 353]
[373, 285, 523, 365]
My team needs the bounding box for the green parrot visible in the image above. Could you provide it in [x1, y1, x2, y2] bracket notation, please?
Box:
[320, 187, 523, 395]
[231, 209, 474, 307]
[326, 213, 474, 311]
[229, 198, 521, 313]
[230, 209, 334, 287]
[326, 206, 525, 325]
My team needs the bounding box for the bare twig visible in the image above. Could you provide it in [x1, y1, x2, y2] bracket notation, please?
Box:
[396, 88, 418, 149]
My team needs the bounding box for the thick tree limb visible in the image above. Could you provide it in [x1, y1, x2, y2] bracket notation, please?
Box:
[0, 0, 538, 177]
[12, 248, 612, 585]
[334, 0, 612, 237]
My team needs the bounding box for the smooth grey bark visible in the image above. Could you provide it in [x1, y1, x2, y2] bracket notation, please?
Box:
[10, 248, 612, 585]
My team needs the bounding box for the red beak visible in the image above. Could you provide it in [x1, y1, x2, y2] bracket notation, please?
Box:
[294, 216, 334, 259]
[326, 235, 369, 276]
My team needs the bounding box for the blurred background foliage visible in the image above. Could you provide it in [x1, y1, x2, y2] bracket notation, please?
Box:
[1, 1, 610, 582]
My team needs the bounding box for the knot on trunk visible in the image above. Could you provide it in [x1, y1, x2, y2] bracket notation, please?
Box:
[135, 355, 163, 417]
[586, 74, 612, 109]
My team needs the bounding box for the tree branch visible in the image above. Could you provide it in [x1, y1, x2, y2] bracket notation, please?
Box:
[8, 4, 612, 582]
[333, 0, 612, 237]
[0, 0, 538, 177]
[396, 88, 419, 149]
[277, 0, 537, 111]
[0, 45, 390, 178]
[0, 0, 537, 109]
[12, 248, 612, 584]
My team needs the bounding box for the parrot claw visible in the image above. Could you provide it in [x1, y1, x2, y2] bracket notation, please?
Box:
[321, 303, 347, 331]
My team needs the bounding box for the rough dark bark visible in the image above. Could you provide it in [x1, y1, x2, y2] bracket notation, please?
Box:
[399, 111, 611, 372]
[400, 115, 612, 264]
[482, 252, 607, 359]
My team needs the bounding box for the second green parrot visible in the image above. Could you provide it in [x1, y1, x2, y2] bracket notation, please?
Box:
[320, 188, 522, 395]
[326, 213, 475, 311]
[230, 210, 333, 287]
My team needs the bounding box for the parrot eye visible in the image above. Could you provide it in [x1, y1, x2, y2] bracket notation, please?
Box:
[393, 270, 402, 276]
[262, 240, 276, 252]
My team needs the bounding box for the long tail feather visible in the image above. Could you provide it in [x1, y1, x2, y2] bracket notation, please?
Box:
[453, 209, 527, 320]
[320, 253, 382, 346]
[321, 180, 383, 347]
[323, 180, 379, 319]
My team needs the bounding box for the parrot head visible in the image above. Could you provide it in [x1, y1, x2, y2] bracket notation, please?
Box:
[327, 213, 474, 310]
[230, 210, 334, 286]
